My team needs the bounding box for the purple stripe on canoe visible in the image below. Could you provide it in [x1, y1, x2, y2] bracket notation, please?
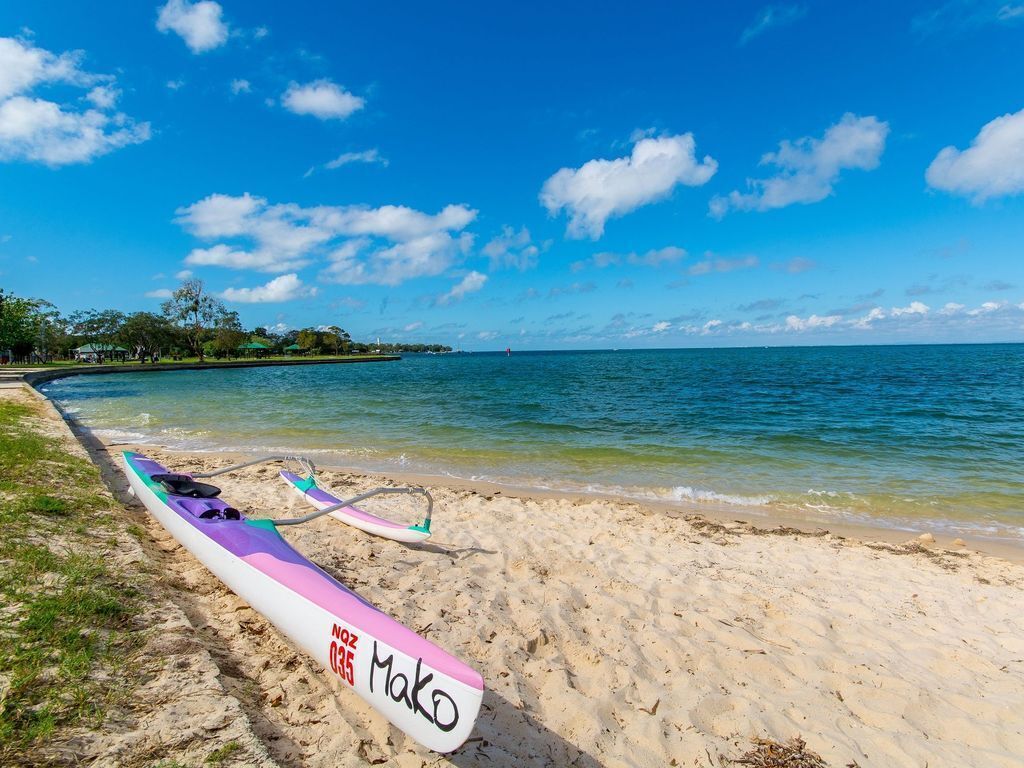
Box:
[281, 471, 407, 530]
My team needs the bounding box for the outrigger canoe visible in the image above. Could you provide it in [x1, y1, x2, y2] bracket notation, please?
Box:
[121, 451, 483, 753]
[280, 470, 432, 543]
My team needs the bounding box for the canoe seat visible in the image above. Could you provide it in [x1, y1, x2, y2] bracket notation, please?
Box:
[151, 473, 222, 499]
[172, 495, 241, 520]
[198, 505, 241, 520]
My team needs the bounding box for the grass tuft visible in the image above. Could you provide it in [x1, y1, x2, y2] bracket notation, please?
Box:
[206, 740, 243, 764]
[25, 494, 71, 517]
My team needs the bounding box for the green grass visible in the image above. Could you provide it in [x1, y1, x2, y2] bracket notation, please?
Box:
[205, 741, 242, 764]
[0, 398, 141, 763]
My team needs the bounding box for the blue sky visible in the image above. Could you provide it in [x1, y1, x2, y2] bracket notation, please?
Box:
[1, 1, 1022, 350]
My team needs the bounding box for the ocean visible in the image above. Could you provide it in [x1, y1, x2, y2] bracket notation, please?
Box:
[43, 344, 1024, 542]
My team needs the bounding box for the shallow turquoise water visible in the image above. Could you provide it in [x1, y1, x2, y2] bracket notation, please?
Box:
[44, 345, 1024, 541]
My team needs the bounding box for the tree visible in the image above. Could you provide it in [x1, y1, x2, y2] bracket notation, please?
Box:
[32, 302, 73, 360]
[118, 312, 178, 363]
[322, 325, 352, 355]
[0, 289, 37, 361]
[69, 308, 126, 347]
[161, 279, 225, 361]
[322, 326, 341, 355]
[296, 328, 319, 352]
[211, 310, 248, 358]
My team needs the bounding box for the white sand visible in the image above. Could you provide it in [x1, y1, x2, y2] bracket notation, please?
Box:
[72, 440, 1024, 768]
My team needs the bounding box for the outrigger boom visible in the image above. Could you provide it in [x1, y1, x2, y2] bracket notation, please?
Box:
[191, 454, 433, 531]
[274, 486, 432, 527]
[192, 453, 318, 478]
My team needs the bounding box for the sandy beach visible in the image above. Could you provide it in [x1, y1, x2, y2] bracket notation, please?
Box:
[63, 429, 1024, 767]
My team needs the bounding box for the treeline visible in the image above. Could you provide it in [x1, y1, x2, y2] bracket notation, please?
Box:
[0, 281, 451, 363]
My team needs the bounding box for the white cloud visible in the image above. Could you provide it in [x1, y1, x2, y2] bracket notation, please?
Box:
[785, 313, 841, 331]
[156, 0, 229, 54]
[925, 107, 1024, 202]
[145, 288, 173, 299]
[324, 232, 474, 286]
[541, 132, 718, 239]
[688, 254, 759, 275]
[0, 37, 94, 100]
[0, 97, 150, 166]
[230, 78, 251, 94]
[740, 4, 808, 45]
[967, 300, 1005, 316]
[890, 301, 930, 317]
[166, 79, 185, 90]
[86, 85, 119, 109]
[482, 226, 540, 271]
[576, 246, 688, 273]
[175, 269, 193, 279]
[0, 37, 149, 167]
[306, 148, 388, 178]
[594, 252, 624, 270]
[282, 80, 364, 120]
[176, 192, 478, 286]
[221, 273, 316, 303]
[851, 306, 886, 329]
[913, 0, 1024, 36]
[939, 302, 965, 315]
[652, 321, 672, 333]
[701, 319, 723, 334]
[403, 321, 423, 332]
[184, 244, 310, 272]
[710, 114, 889, 217]
[311, 203, 476, 241]
[770, 256, 816, 274]
[325, 148, 387, 169]
[438, 271, 487, 305]
[477, 330, 498, 341]
[630, 246, 687, 267]
[176, 192, 262, 237]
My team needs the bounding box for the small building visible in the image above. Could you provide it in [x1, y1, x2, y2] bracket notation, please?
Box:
[237, 341, 271, 358]
[74, 343, 129, 363]
[283, 343, 306, 356]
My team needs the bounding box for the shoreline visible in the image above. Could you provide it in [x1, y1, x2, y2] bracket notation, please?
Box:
[14, 354, 400, 387]
[94, 436, 1024, 565]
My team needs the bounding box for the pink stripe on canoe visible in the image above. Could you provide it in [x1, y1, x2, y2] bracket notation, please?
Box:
[240, 550, 483, 690]
[281, 471, 407, 530]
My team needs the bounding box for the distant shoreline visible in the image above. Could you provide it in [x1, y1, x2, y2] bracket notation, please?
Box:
[19, 354, 401, 387]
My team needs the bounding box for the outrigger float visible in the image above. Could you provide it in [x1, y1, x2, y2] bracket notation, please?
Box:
[121, 451, 483, 753]
[278, 461, 433, 543]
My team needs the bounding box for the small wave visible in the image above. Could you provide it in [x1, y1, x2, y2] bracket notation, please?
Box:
[807, 488, 841, 498]
[665, 485, 773, 507]
[92, 428, 152, 444]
